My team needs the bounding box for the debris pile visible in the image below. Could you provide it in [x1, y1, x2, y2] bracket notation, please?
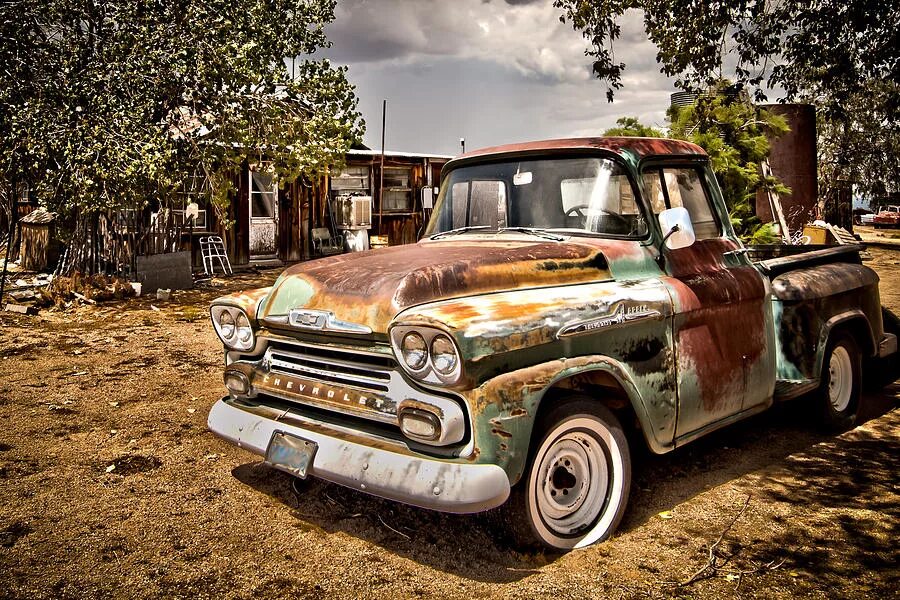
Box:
[45, 273, 137, 307]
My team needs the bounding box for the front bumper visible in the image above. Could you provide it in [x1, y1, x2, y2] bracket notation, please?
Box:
[208, 397, 511, 513]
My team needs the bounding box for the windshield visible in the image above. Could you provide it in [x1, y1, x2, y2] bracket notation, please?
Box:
[425, 157, 647, 238]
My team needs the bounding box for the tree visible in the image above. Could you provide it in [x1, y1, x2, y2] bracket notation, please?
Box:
[602, 116, 664, 137]
[667, 85, 788, 243]
[554, 0, 900, 202]
[0, 0, 364, 273]
[598, 89, 789, 242]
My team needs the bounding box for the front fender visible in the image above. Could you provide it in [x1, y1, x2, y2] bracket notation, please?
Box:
[211, 287, 272, 324]
[463, 354, 671, 486]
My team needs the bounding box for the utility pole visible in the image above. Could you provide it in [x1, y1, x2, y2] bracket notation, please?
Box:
[379, 99, 386, 236]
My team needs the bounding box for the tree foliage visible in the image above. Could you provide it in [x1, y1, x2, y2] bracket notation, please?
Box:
[602, 116, 664, 138]
[554, 0, 900, 198]
[601, 86, 789, 243]
[667, 88, 788, 243]
[0, 0, 364, 229]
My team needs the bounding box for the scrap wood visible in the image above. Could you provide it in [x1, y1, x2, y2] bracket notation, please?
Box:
[72, 292, 96, 305]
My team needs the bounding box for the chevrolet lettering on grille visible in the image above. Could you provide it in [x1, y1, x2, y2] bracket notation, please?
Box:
[253, 371, 397, 420]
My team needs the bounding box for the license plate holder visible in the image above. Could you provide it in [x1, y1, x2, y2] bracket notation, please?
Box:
[265, 432, 318, 479]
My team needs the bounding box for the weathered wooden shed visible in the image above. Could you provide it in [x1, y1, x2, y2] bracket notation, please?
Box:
[217, 149, 452, 268]
[19, 208, 58, 271]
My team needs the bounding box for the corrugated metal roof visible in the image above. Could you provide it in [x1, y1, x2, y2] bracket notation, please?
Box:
[346, 149, 455, 160]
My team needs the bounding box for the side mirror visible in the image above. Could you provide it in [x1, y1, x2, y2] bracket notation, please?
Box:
[658, 207, 696, 250]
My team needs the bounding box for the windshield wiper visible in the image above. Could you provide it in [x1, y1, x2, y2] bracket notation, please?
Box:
[428, 225, 492, 240]
[498, 227, 565, 241]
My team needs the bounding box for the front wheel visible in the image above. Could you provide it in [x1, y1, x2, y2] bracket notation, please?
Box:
[817, 333, 861, 430]
[498, 397, 631, 551]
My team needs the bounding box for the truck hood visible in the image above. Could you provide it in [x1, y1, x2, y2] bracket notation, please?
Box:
[258, 238, 619, 334]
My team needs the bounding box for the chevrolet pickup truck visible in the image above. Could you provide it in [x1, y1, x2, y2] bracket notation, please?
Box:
[207, 137, 897, 550]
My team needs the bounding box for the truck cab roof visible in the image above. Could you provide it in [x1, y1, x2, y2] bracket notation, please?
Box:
[453, 136, 707, 167]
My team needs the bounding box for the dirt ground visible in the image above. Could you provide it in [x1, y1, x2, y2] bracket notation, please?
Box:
[1, 249, 898, 600]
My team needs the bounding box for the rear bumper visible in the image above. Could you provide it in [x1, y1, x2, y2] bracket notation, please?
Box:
[207, 397, 511, 514]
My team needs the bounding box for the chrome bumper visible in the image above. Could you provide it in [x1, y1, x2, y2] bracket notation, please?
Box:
[207, 397, 510, 514]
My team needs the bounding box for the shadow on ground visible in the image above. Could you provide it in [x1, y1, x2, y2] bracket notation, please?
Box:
[232, 384, 898, 583]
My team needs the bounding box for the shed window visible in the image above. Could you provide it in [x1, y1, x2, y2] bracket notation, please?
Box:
[382, 167, 412, 211]
[250, 168, 277, 218]
[331, 165, 370, 193]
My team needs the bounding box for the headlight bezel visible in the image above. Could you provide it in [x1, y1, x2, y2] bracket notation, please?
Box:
[210, 305, 256, 351]
[390, 325, 463, 386]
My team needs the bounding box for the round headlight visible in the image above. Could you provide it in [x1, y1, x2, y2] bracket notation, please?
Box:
[401, 332, 428, 370]
[430, 334, 458, 375]
[219, 310, 235, 340]
[236, 312, 252, 343]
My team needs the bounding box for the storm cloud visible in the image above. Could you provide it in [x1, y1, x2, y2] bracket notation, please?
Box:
[324, 0, 675, 155]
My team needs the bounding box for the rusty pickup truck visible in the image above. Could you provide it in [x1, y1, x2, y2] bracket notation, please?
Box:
[207, 137, 897, 550]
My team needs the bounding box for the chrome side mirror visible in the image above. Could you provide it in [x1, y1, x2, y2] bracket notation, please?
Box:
[658, 207, 696, 250]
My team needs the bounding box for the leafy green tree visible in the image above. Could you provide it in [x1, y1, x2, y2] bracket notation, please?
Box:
[0, 0, 364, 273]
[667, 86, 788, 243]
[602, 116, 664, 137]
[554, 0, 900, 207]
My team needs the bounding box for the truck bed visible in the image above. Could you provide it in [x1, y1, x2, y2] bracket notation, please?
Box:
[750, 244, 866, 277]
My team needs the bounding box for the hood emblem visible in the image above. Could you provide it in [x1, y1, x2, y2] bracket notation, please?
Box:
[284, 309, 373, 335]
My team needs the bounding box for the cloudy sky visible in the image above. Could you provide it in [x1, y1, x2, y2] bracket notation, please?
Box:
[324, 0, 676, 156]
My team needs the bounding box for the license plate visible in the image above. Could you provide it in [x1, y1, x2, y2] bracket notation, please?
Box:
[265, 432, 318, 479]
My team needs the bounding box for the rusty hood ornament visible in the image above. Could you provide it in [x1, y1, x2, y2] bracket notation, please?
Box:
[258, 238, 619, 334]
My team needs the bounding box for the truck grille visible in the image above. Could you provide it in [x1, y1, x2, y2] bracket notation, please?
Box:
[246, 337, 470, 447]
[265, 341, 396, 395]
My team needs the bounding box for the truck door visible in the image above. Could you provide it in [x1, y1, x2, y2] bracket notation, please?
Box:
[642, 165, 772, 438]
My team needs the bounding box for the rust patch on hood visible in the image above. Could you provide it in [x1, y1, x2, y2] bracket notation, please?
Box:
[259, 239, 614, 332]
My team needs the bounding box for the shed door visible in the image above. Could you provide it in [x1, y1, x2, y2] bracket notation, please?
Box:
[250, 169, 278, 257]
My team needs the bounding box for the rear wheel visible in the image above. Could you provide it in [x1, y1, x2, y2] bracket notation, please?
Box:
[498, 396, 631, 551]
[817, 333, 861, 430]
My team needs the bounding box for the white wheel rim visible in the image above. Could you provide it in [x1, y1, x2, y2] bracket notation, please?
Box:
[828, 346, 853, 412]
[535, 431, 609, 533]
[528, 416, 626, 548]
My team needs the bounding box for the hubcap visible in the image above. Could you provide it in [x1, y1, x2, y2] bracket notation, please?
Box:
[828, 346, 853, 412]
[536, 431, 609, 535]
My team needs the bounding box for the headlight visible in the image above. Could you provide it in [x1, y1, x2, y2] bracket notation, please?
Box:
[236, 312, 253, 344]
[431, 335, 458, 374]
[219, 310, 235, 340]
[390, 325, 463, 386]
[400, 332, 428, 371]
[211, 305, 255, 351]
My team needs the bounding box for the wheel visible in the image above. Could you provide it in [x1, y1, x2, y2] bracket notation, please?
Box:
[497, 396, 631, 551]
[817, 332, 861, 430]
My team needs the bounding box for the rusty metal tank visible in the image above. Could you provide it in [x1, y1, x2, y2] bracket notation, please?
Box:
[755, 104, 818, 232]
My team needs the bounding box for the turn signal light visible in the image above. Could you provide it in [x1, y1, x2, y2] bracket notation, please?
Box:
[398, 408, 441, 441]
[224, 370, 250, 397]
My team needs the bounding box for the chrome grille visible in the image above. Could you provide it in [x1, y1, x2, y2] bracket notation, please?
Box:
[265, 341, 395, 394]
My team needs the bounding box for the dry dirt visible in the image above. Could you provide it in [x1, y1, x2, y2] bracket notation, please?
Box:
[1, 250, 898, 600]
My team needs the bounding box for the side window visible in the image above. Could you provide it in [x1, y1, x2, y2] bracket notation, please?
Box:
[643, 167, 719, 240]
